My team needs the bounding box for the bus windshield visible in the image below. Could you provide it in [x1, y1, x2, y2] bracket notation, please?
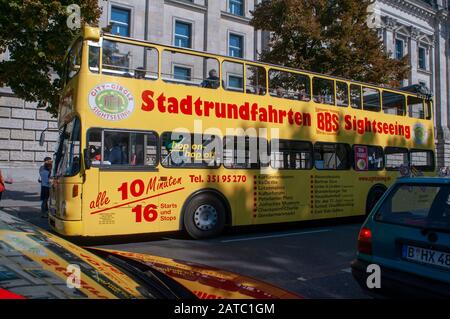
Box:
[54, 117, 81, 177]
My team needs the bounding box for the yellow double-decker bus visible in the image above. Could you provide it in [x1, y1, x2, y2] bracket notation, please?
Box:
[46, 27, 436, 239]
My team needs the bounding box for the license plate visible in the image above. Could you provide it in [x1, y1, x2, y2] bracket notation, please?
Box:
[402, 245, 450, 270]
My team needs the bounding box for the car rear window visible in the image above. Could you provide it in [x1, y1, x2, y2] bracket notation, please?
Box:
[374, 184, 450, 232]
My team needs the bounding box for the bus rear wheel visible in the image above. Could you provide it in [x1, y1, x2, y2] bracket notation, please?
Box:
[183, 193, 226, 239]
[366, 187, 386, 216]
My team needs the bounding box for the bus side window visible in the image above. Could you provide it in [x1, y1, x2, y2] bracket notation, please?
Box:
[271, 139, 313, 169]
[313, 77, 335, 105]
[353, 145, 384, 171]
[336, 81, 349, 107]
[224, 136, 268, 169]
[350, 84, 362, 109]
[382, 91, 405, 116]
[88, 130, 158, 167]
[385, 147, 409, 171]
[162, 50, 219, 88]
[246, 65, 266, 95]
[102, 40, 158, 80]
[87, 129, 102, 165]
[160, 132, 221, 168]
[363, 87, 381, 112]
[89, 45, 100, 73]
[269, 69, 311, 101]
[408, 96, 425, 119]
[222, 61, 244, 92]
[66, 38, 82, 81]
[314, 142, 351, 170]
[410, 150, 435, 172]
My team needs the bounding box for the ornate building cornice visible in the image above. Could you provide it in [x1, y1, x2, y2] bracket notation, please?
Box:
[378, 0, 441, 21]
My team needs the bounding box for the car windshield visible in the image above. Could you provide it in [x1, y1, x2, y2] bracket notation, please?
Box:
[374, 183, 450, 232]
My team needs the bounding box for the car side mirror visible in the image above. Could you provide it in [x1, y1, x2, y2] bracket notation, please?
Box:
[39, 130, 46, 146]
[84, 148, 91, 170]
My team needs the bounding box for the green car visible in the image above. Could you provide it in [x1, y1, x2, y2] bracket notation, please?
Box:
[352, 177, 450, 298]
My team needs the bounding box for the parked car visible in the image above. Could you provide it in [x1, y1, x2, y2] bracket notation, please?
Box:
[352, 177, 450, 298]
[0, 212, 300, 299]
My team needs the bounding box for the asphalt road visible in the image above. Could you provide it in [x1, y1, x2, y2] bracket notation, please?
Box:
[96, 222, 370, 299]
[1, 182, 370, 299]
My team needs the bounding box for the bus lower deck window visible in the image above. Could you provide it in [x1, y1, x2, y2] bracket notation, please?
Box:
[271, 139, 313, 169]
[87, 129, 158, 167]
[160, 132, 221, 168]
[353, 145, 384, 171]
[314, 143, 351, 170]
[385, 147, 409, 170]
[410, 150, 435, 171]
[224, 136, 269, 169]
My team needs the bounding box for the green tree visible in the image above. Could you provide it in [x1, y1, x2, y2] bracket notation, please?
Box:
[251, 0, 409, 87]
[0, 1, 101, 116]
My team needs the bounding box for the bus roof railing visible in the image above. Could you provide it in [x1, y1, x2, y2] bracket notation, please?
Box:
[99, 31, 432, 101]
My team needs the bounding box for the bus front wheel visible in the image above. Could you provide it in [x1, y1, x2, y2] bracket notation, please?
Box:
[183, 193, 226, 239]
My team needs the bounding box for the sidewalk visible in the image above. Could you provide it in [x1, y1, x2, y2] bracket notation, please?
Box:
[0, 181, 50, 230]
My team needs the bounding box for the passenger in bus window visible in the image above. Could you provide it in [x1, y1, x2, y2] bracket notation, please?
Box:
[201, 69, 221, 89]
[276, 86, 285, 98]
[135, 67, 146, 79]
[106, 135, 127, 165]
[89, 145, 101, 164]
[298, 88, 309, 101]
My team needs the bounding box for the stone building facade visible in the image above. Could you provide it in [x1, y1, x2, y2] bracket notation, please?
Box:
[368, 0, 450, 167]
[0, 0, 449, 181]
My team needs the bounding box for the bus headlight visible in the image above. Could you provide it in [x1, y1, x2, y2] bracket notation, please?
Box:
[60, 201, 67, 219]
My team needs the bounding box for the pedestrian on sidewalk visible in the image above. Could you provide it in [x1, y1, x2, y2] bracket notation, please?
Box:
[0, 169, 5, 204]
[39, 157, 52, 218]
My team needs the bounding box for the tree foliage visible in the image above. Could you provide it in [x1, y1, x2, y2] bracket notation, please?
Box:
[251, 0, 409, 87]
[0, 0, 101, 116]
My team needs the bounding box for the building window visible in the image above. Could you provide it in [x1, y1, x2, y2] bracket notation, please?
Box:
[111, 7, 131, 37]
[174, 21, 192, 48]
[418, 47, 426, 70]
[229, 0, 244, 16]
[228, 75, 243, 90]
[229, 34, 243, 58]
[395, 39, 404, 60]
[173, 66, 191, 81]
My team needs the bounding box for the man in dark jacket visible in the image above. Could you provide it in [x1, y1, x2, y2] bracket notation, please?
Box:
[39, 157, 52, 218]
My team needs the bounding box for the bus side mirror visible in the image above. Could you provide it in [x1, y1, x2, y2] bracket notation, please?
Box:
[83, 26, 100, 42]
[84, 148, 91, 170]
[39, 131, 46, 146]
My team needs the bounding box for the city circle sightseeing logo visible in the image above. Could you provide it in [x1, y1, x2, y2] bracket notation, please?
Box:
[89, 83, 135, 121]
[412, 123, 428, 145]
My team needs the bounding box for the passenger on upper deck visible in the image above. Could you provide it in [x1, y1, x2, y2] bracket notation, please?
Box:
[201, 69, 221, 89]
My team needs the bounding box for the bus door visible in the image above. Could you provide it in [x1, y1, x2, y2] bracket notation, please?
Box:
[86, 129, 160, 234]
[51, 117, 83, 222]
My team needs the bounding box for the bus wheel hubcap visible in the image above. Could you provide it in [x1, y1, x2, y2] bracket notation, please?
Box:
[194, 205, 218, 231]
